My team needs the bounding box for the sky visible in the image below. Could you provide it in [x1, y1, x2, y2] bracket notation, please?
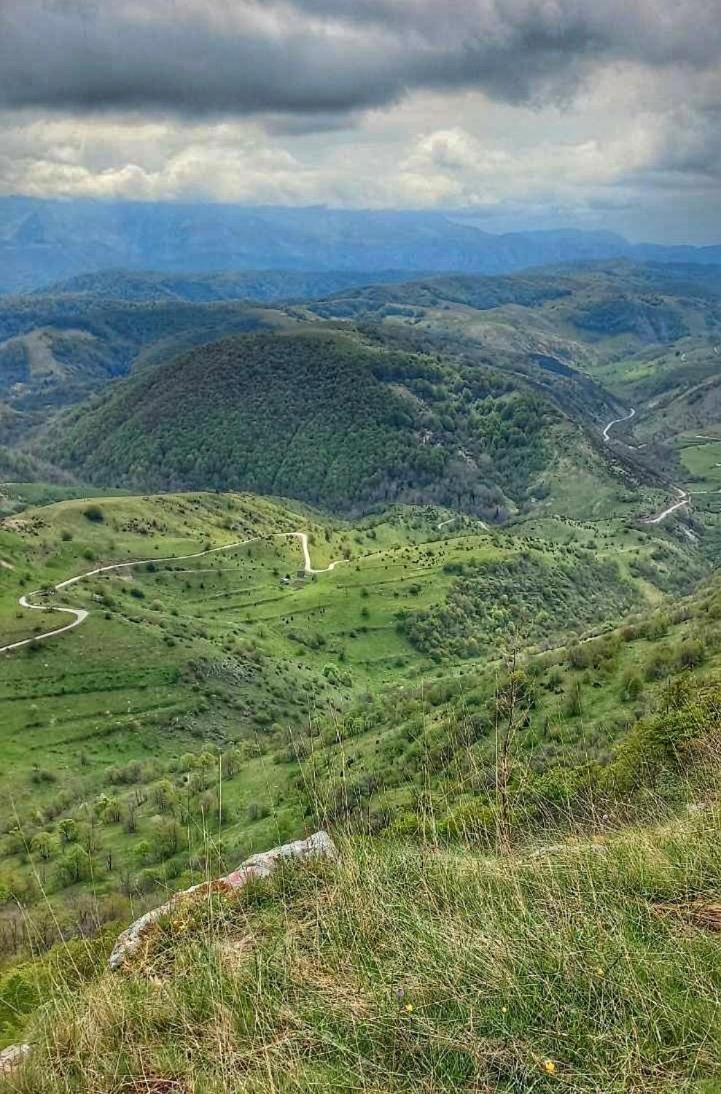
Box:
[0, 0, 719, 243]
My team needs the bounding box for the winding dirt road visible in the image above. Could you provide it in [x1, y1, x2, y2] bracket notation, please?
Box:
[602, 408, 690, 525]
[643, 487, 690, 525]
[602, 406, 636, 442]
[292, 531, 344, 574]
[0, 531, 342, 655]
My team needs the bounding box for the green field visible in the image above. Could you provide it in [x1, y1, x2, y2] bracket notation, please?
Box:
[0, 486, 708, 974]
[677, 435, 721, 489]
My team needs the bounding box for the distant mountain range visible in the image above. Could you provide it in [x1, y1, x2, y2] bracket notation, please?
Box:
[35, 268, 418, 304]
[1, 197, 720, 293]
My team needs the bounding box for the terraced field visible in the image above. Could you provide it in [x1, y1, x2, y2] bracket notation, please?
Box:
[0, 487, 708, 970]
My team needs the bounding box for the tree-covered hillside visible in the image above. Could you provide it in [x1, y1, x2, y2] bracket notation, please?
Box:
[4, 261, 718, 494]
[309, 261, 721, 350]
[42, 329, 582, 517]
[0, 295, 291, 443]
[2, 260, 711, 532]
[300, 262, 721, 501]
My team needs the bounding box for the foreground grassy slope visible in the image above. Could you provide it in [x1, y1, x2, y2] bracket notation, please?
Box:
[300, 565, 719, 843]
[8, 803, 721, 1092]
[0, 490, 720, 1075]
[0, 492, 356, 951]
[0, 489, 697, 966]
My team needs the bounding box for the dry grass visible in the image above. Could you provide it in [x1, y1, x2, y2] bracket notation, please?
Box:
[3, 801, 721, 1092]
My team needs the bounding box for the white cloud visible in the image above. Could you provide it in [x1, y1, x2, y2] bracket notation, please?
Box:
[0, 50, 719, 243]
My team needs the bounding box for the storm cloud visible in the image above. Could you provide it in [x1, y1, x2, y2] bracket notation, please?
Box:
[0, 1, 719, 242]
[1, 0, 719, 117]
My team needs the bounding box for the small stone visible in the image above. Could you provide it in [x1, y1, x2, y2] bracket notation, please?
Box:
[109, 830, 338, 971]
[0, 1043, 31, 1074]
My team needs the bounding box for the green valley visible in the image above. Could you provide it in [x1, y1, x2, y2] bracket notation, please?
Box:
[0, 481, 711, 957]
[2, 259, 721, 1090]
[2, 3, 721, 1081]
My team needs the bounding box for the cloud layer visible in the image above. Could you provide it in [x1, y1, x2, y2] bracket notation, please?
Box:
[1, 0, 719, 116]
[0, 1, 719, 242]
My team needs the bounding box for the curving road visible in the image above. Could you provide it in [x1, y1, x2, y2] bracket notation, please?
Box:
[603, 406, 636, 442]
[0, 530, 342, 655]
[643, 487, 689, 525]
[290, 531, 344, 574]
[602, 407, 692, 525]
[1, 596, 91, 654]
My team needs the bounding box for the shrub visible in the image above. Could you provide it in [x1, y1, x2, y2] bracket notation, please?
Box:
[247, 801, 271, 822]
[620, 669, 644, 702]
[675, 638, 705, 670]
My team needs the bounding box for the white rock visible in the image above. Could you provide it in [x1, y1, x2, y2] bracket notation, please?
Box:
[0, 1042, 31, 1074]
[109, 830, 337, 971]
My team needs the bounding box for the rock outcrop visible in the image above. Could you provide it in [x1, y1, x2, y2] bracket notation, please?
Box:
[109, 830, 337, 971]
[0, 1042, 31, 1075]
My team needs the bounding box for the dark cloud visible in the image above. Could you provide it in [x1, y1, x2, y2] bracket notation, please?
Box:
[0, 0, 719, 118]
[0, 4, 402, 115]
[653, 105, 721, 179]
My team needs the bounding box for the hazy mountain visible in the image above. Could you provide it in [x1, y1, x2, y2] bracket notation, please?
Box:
[36, 268, 420, 304]
[2, 197, 720, 294]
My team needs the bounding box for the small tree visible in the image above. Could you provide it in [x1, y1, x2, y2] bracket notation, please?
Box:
[30, 832, 56, 862]
[122, 799, 138, 834]
[101, 797, 122, 824]
[152, 779, 178, 815]
[149, 818, 181, 861]
[58, 818, 78, 845]
[620, 669, 644, 702]
[56, 845, 90, 887]
[221, 748, 242, 779]
[494, 641, 532, 854]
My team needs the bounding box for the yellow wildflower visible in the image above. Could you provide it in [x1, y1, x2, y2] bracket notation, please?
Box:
[543, 1059, 556, 1075]
[404, 1003, 414, 1013]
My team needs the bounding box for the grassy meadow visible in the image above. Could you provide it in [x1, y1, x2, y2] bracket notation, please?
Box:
[0, 485, 716, 1067]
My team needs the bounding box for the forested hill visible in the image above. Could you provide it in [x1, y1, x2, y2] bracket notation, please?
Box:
[309, 261, 721, 339]
[0, 295, 291, 444]
[41, 329, 579, 517]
